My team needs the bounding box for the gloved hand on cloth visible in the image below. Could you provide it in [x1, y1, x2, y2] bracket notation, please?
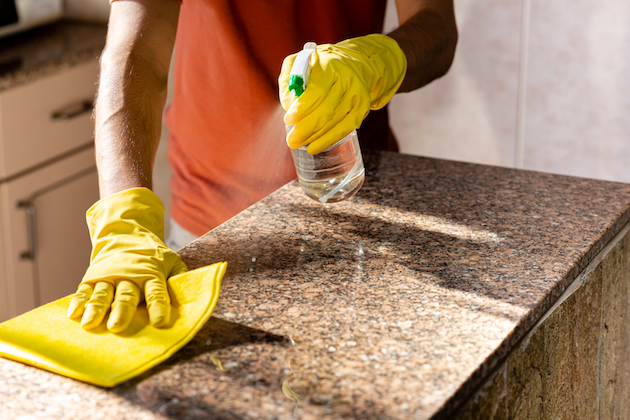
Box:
[278, 34, 407, 155]
[67, 187, 188, 333]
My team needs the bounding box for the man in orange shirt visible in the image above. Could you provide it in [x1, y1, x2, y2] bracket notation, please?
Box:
[67, 0, 458, 333]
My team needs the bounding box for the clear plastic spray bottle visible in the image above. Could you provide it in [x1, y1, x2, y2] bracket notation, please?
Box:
[286, 42, 365, 204]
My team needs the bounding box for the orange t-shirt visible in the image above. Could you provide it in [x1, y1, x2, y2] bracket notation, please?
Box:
[156, 1, 395, 235]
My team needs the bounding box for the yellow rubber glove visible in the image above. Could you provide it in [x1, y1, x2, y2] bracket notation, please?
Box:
[279, 34, 407, 155]
[67, 187, 188, 333]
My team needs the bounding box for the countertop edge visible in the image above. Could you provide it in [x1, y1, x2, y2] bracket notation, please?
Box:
[0, 20, 107, 93]
[0, 46, 103, 93]
[433, 201, 630, 419]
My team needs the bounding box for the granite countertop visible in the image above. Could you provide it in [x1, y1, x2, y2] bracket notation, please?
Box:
[2, 150, 630, 419]
[0, 19, 106, 92]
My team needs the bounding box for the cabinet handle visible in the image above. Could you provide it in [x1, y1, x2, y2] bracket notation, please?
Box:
[17, 201, 37, 260]
[51, 101, 93, 121]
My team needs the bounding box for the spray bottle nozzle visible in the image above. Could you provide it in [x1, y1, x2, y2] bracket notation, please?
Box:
[288, 42, 317, 98]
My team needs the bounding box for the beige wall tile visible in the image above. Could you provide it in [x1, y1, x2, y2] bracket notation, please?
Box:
[387, 0, 522, 168]
[523, 0, 630, 183]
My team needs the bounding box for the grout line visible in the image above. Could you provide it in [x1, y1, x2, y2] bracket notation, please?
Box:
[514, 0, 531, 169]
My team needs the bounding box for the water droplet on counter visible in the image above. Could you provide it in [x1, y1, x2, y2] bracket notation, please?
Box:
[249, 268, 254, 272]
[205, 339, 212, 346]
[252, 257, 257, 262]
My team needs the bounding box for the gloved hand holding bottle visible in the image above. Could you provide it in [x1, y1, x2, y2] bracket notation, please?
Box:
[67, 187, 187, 333]
[278, 34, 407, 155]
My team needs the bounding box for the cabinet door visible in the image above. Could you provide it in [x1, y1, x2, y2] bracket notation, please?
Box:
[0, 197, 7, 322]
[1, 146, 98, 319]
[0, 59, 98, 179]
[32, 166, 99, 306]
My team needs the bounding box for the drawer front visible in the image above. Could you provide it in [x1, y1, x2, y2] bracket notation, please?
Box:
[0, 59, 98, 178]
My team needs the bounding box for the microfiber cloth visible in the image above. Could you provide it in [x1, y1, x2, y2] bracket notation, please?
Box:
[0, 262, 226, 388]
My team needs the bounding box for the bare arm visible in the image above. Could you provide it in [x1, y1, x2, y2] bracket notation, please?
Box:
[389, 0, 458, 93]
[69, 0, 183, 335]
[94, 0, 179, 198]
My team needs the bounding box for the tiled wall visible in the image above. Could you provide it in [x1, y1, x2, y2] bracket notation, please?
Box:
[386, 0, 630, 184]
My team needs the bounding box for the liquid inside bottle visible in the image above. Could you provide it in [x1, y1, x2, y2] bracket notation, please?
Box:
[289, 129, 365, 203]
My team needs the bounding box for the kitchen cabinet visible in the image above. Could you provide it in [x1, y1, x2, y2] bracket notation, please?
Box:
[0, 200, 7, 322]
[0, 59, 99, 322]
[0, 60, 98, 178]
[1, 147, 97, 318]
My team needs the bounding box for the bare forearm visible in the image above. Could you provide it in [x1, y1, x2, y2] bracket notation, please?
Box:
[94, 0, 178, 198]
[388, 0, 458, 92]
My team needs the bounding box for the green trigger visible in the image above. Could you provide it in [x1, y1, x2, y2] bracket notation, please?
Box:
[288, 75, 305, 97]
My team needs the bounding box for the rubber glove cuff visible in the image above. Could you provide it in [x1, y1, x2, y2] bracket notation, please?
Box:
[335, 34, 407, 110]
[80, 187, 187, 290]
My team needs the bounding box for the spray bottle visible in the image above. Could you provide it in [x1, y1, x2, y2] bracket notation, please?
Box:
[286, 42, 365, 203]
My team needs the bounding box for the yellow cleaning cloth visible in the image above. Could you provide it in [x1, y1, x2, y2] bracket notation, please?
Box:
[0, 262, 226, 388]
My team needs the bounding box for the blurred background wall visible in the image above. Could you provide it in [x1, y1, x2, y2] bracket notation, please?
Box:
[386, 0, 630, 183]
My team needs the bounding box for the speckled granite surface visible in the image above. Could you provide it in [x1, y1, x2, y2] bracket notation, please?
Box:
[2, 151, 630, 419]
[0, 20, 106, 92]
